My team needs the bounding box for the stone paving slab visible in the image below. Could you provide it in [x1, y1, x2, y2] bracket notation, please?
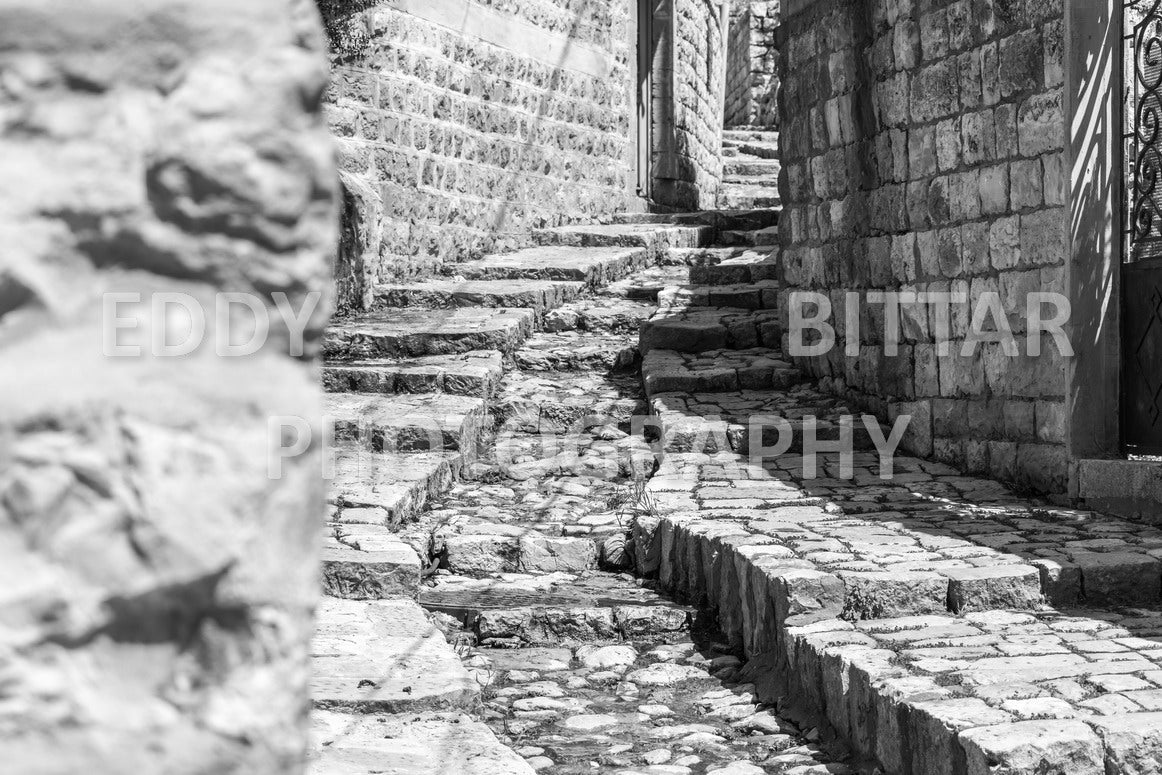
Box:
[323, 524, 422, 600]
[515, 330, 640, 372]
[545, 297, 657, 334]
[459, 245, 649, 287]
[326, 392, 487, 453]
[639, 307, 781, 355]
[375, 278, 584, 317]
[657, 280, 779, 311]
[309, 710, 536, 775]
[311, 598, 477, 712]
[323, 351, 503, 399]
[642, 348, 800, 399]
[327, 446, 458, 526]
[325, 308, 534, 359]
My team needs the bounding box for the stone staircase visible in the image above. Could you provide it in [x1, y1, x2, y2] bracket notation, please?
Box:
[311, 202, 1162, 774]
[719, 128, 781, 214]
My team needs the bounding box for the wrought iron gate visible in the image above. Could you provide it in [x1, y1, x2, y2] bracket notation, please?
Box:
[1123, 0, 1162, 455]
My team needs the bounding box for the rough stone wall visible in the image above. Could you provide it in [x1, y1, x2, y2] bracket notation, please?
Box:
[0, 1, 337, 771]
[777, 0, 1068, 493]
[724, 1, 779, 127]
[320, 0, 637, 298]
[654, 0, 728, 209]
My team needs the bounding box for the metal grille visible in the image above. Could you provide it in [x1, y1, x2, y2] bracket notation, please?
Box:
[1123, 0, 1162, 454]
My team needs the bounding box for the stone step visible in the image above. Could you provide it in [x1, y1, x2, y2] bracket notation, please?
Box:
[724, 157, 782, 177]
[309, 710, 536, 775]
[720, 225, 780, 247]
[325, 308, 534, 360]
[544, 297, 656, 335]
[515, 331, 640, 373]
[650, 388, 887, 455]
[311, 598, 478, 712]
[723, 128, 779, 144]
[718, 184, 781, 210]
[322, 523, 423, 600]
[533, 223, 711, 257]
[657, 281, 779, 311]
[639, 307, 780, 355]
[723, 173, 781, 188]
[642, 348, 801, 400]
[492, 370, 646, 432]
[606, 265, 692, 301]
[323, 351, 503, 400]
[440, 531, 600, 576]
[374, 278, 584, 317]
[690, 249, 780, 285]
[611, 208, 780, 233]
[328, 446, 458, 526]
[326, 392, 487, 453]
[418, 576, 692, 647]
[458, 245, 648, 288]
[723, 139, 781, 160]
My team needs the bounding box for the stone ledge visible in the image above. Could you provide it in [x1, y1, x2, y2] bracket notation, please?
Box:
[1077, 458, 1162, 525]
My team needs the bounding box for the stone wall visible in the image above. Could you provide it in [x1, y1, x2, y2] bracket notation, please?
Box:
[319, 0, 638, 300]
[777, 0, 1068, 493]
[724, 1, 779, 127]
[0, 0, 337, 771]
[653, 0, 728, 209]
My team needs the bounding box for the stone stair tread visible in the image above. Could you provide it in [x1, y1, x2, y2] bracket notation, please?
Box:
[544, 297, 657, 334]
[643, 347, 800, 398]
[323, 350, 503, 399]
[515, 330, 640, 372]
[323, 523, 423, 600]
[310, 598, 477, 712]
[326, 392, 486, 453]
[459, 245, 648, 287]
[309, 710, 536, 775]
[606, 266, 693, 300]
[719, 185, 781, 210]
[639, 307, 780, 354]
[658, 280, 779, 311]
[493, 370, 646, 431]
[325, 308, 534, 359]
[720, 225, 780, 248]
[722, 139, 781, 160]
[533, 223, 711, 251]
[374, 278, 585, 314]
[328, 446, 458, 526]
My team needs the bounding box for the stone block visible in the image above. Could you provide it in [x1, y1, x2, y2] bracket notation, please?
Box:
[519, 536, 598, 573]
[960, 719, 1104, 775]
[1089, 712, 1162, 775]
[841, 571, 949, 619]
[946, 565, 1042, 612]
[910, 698, 1014, 775]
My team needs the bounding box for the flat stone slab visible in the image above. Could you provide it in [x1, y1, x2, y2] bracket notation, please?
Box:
[639, 307, 781, 355]
[311, 598, 477, 712]
[642, 348, 800, 399]
[724, 157, 782, 176]
[309, 710, 536, 775]
[718, 183, 780, 210]
[544, 297, 657, 334]
[324, 308, 534, 359]
[515, 331, 639, 373]
[459, 245, 649, 287]
[607, 266, 693, 300]
[324, 350, 503, 399]
[327, 446, 457, 526]
[326, 392, 486, 453]
[322, 524, 422, 600]
[533, 223, 711, 254]
[374, 278, 583, 316]
[493, 370, 645, 432]
[657, 281, 779, 311]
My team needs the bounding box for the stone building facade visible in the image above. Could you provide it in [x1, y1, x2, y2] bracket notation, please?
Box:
[776, 0, 1069, 493]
